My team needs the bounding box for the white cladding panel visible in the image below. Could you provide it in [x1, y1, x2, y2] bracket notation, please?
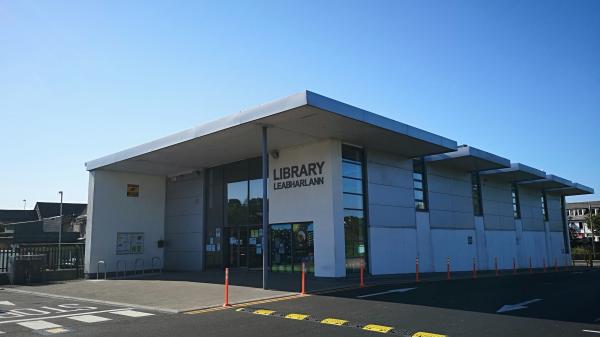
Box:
[269, 139, 345, 277]
[369, 227, 417, 274]
[366, 150, 415, 228]
[519, 185, 545, 231]
[430, 229, 477, 272]
[85, 170, 166, 274]
[164, 173, 204, 271]
[427, 165, 475, 229]
[546, 192, 564, 232]
[481, 177, 515, 230]
[484, 230, 518, 269]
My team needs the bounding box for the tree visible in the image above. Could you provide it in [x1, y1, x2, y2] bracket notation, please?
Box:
[585, 213, 600, 236]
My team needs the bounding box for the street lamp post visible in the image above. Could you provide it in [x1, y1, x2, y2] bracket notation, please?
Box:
[590, 203, 595, 267]
[58, 191, 63, 270]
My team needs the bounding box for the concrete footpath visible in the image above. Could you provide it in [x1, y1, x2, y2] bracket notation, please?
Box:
[0, 267, 590, 313]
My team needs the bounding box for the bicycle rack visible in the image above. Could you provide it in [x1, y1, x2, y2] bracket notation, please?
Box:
[116, 260, 127, 279]
[134, 258, 145, 275]
[97, 260, 107, 280]
[152, 256, 162, 274]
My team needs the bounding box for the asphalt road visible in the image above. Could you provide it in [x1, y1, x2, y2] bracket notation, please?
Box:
[2, 269, 600, 336]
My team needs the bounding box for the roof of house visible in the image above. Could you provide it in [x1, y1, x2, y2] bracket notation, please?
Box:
[567, 201, 600, 209]
[35, 202, 87, 219]
[0, 210, 38, 225]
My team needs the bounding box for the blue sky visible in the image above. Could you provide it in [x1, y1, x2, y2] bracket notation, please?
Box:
[0, 0, 598, 209]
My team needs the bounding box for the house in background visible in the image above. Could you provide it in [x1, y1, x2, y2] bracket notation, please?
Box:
[0, 202, 87, 248]
[567, 201, 600, 242]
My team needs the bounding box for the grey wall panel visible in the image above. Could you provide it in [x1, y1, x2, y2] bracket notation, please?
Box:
[481, 177, 515, 230]
[519, 185, 545, 231]
[427, 164, 475, 229]
[367, 150, 416, 229]
[164, 172, 204, 271]
[547, 192, 564, 232]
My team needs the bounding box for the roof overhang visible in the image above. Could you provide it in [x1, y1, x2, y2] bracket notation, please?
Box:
[548, 183, 594, 196]
[85, 91, 458, 175]
[480, 163, 546, 182]
[424, 145, 510, 172]
[519, 174, 573, 190]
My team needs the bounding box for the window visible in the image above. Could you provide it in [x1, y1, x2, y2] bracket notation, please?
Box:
[342, 144, 367, 272]
[471, 172, 483, 216]
[511, 183, 521, 219]
[413, 158, 428, 211]
[541, 192, 549, 221]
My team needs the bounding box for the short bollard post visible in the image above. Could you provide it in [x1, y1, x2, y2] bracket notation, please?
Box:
[543, 258, 547, 273]
[513, 258, 517, 275]
[494, 257, 499, 277]
[415, 256, 420, 283]
[223, 268, 231, 307]
[360, 263, 365, 288]
[472, 257, 477, 279]
[301, 262, 306, 295]
[447, 257, 451, 280]
[529, 257, 533, 274]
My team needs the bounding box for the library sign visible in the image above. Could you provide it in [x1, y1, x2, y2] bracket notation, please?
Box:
[273, 161, 325, 190]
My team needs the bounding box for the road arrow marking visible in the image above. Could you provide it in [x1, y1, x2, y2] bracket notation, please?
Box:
[496, 299, 542, 313]
[357, 288, 416, 298]
[0, 301, 14, 306]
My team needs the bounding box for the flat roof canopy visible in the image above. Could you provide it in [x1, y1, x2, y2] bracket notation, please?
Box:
[548, 183, 594, 196]
[480, 163, 546, 182]
[519, 174, 573, 190]
[424, 145, 510, 172]
[86, 91, 458, 175]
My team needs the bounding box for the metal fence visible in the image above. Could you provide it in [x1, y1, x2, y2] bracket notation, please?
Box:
[0, 243, 85, 276]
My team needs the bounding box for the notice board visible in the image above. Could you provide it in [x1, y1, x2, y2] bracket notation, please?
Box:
[116, 232, 144, 255]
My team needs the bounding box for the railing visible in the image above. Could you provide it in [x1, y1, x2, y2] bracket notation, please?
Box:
[0, 243, 84, 274]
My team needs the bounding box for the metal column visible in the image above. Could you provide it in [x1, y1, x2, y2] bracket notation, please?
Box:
[261, 126, 269, 289]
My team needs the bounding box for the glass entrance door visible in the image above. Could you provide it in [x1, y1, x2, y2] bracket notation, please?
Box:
[270, 222, 314, 273]
[224, 226, 261, 269]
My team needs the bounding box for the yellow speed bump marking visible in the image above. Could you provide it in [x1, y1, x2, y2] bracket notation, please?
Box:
[45, 328, 70, 334]
[285, 313, 310, 320]
[413, 333, 447, 337]
[321, 318, 348, 326]
[362, 324, 394, 333]
[253, 309, 276, 316]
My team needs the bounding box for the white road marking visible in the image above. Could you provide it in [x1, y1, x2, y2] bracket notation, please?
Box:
[0, 301, 14, 306]
[583, 330, 600, 334]
[110, 310, 154, 318]
[496, 299, 543, 313]
[68, 314, 112, 323]
[0, 308, 133, 325]
[357, 288, 416, 298]
[18, 320, 62, 330]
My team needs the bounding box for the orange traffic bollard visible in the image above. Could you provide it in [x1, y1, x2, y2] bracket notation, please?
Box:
[223, 268, 231, 307]
[447, 257, 451, 280]
[472, 257, 477, 279]
[495, 257, 499, 277]
[301, 262, 306, 295]
[360, 263, 365, 288]
[543, 258, 547, 273]
[416, 256, 420, 283]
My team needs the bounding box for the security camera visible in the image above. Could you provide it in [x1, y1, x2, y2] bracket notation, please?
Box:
[270, 150, 279, 159]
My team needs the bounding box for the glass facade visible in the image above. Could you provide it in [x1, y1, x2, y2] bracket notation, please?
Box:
[270, 222, 314, 273]
[471, 172, 483, 216]
[342, 144, 367, 272]
[413, 158, 428, 211]
[511, 183, 521, 219]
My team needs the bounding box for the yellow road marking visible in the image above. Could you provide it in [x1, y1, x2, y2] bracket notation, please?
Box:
[362, 324, 394, 333]
[45, 328, 70, 334]
[412, 333, 447, 337]
[185, 307, 228, 315]
[232, 294, 305, 307]
[285, 313, 310, 320]
[253, 309, 276, 316]
[320, 318, 348, 326]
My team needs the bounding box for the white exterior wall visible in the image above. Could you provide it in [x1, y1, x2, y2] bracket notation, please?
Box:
[365, 150, 417, 275]
[546, 192, 569, 266]
[85, 170, 166, 274]
[164, 172, 204, 271]
[427, 164, 477, 272]
[481, 177, 517, 270]
[517, 185, 548, 268]
[269, 139, 345, 277]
